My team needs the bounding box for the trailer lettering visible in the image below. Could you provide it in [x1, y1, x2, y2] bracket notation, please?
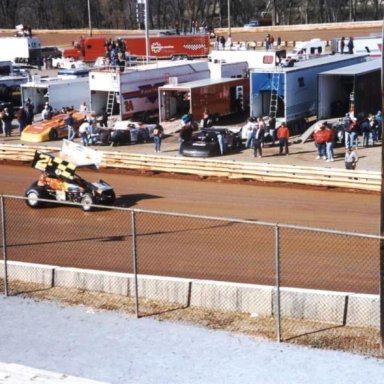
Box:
[125, 100, 134, 112]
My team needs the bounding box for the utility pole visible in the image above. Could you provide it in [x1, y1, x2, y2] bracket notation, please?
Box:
[87, 0, 92, 37]
[227, 0, 231, 39]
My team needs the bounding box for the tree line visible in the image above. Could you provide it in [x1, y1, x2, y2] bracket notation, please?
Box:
[0, 0, 382, 31]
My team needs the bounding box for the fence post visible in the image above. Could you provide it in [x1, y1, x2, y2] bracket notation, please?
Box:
[275, 224, 281, 342]
[131, 210, 139, 318]
[1, 195, 8, 296]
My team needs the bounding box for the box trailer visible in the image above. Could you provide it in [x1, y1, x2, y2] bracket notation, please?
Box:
[158, 78, 250, 124]
[250, 54, 368, 134]
[0, 36, 41, 64]
[21, 76, 90, 114]
[209, 49, 286, 69]
[317, 59, 381, 120]
[331, 35, 382, 56]
[64, 34, 210, 62]
[89, 61, 212, 120]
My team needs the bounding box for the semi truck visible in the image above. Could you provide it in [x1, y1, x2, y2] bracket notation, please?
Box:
[0, 36, 41, 64]
[64, 34, 210, 62]
[158, 78, 250, 125]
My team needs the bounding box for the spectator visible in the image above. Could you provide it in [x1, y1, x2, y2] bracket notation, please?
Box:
[360, 115, 372, 147]
[313, 123, 329, 160]
[41, 105, 51, 121]
[16, 106, 27, 133]
[153, 124, 164, 152]
[1, 108, 13, 137]
[325, 122, 336, 162]
[79, 101, 87, 115]
[178, 115, 193, 154]
[243, 117, 256, 149]
[253, 118, 265, 158]
[347, 37, 354, 54]
[345, 147, 358, 170]
[340, 37, 345, 54]
[66, 111, 76, 141]
[276, 122, 290, 155]
[25, 98, 34, 124]
[268, 114, 276, 146]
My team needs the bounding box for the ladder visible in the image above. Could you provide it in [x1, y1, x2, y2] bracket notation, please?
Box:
[106, 90, 116, 116]
[268, 68, 281, 119]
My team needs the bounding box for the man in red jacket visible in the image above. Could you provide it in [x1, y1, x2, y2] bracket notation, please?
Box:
[276, 122, 290, 155]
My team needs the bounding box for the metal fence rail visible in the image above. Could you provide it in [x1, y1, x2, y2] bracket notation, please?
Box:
[0, 194, 382, 357]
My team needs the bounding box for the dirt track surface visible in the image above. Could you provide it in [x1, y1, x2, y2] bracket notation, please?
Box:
[0, 22, 381, 48]
[1, 163, 380, 295]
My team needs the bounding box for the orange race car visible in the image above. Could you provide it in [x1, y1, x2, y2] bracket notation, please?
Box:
[20, 111, 85, 143]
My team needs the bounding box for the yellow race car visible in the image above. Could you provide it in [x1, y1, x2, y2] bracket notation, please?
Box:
[21, 111, 84, 143]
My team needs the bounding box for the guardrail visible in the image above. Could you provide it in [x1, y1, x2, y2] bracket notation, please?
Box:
[0, 143, 380, 191]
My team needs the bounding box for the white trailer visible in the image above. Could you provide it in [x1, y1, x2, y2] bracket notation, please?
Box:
[0, 36, 41, 64]
[331, 35, 381, 56]
[21, 76, 90, 114]
[209, 49, 284, 69]
[89, 61, 212, 120]
[250, 54, 368, 134]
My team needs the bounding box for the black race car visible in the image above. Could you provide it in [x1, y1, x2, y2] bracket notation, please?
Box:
[25, 151, 115, 211]
[181, 128, 242, 157]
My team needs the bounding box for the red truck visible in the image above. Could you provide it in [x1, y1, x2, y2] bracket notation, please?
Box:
[64, 34, 210, 62]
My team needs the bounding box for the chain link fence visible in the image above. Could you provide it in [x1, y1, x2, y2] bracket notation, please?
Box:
[0, 195, 382, 357]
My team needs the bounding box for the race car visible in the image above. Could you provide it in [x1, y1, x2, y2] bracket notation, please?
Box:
[181, 127, 242, 157]
[25, 151, 115, 211]
[21, 111, 85, 143]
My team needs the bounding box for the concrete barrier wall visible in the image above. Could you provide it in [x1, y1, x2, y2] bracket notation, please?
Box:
[0, 261, 379, 328]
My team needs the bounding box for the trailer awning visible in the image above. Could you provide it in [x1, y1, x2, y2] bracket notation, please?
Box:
[318, 58, 381, 76]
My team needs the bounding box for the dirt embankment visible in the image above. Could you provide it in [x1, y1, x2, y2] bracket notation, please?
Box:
[0, 21, 381, 47]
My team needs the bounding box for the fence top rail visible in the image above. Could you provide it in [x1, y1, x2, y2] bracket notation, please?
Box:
[1, 194, 382, 240]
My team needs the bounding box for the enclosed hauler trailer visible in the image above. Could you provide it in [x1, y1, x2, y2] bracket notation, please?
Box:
[250, 54, 368, 134]
[21, 76, 90, 114]
[331, 36, 381, 56]
[89, 61, 211, 121]
[158, 78, 250, 124]
[317, 59, 381, 120]
[64, 34, 210, 62]
[0, 36, 41, 64]
[209, 49, 285, 69]
[208, 61, 249, 79]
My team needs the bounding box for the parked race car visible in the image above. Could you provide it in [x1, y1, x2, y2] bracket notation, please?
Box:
[182, 127, 242, 157]
[109, 121, 157, 146]
[25, 151, 115, 212]
[20, 111, 85, 143]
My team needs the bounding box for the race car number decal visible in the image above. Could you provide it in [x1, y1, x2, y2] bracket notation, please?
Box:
[32, 151, 76, 180]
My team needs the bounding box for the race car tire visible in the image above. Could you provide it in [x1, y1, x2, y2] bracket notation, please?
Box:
[81, 193, 94, 211]
[104, 190, 116, 206]
[49, 129, 58, 141]
[25, 188, 45, 208]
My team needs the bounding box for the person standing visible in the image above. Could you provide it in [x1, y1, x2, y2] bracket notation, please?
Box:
[276, 122, 290, 155]
[347, 37, 354, 54]
[16, 106, 27, 134]
[268, 114, 276, 146]
[153, 124, 163, 152]
[313, 123, 328, 160]
[345, 147, 358, 170]
[25, 98, 34, 125]
[66, 111, 76, 141]
[2, 108, 13, 137]
[340, 37, 345, 54]
[325, 123, 336, 162]
[178, 116, 193, 154]
[244, 117, 256, 149]
[253, 121, 265, 158]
